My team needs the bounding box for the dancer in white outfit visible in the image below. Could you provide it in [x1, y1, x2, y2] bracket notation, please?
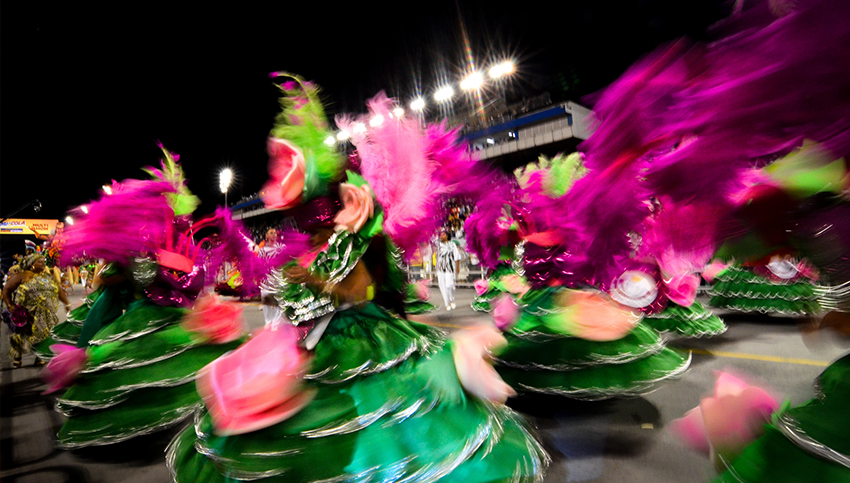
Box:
[436, 231, 460, 310]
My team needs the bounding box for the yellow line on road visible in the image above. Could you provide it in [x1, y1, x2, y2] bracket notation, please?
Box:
[681, 347, 829, 367]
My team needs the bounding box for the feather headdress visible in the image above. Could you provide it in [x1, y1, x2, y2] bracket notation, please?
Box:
[260, 74, 345, 210]
[336, 92, 498, 259]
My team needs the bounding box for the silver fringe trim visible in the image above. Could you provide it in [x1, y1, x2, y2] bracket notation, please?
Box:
[512, 242, 526, 278]
[513, 351, 692, 400]
[713, 267, 818, 286]
[707, 301, 819, 317]
[81, 343, 197, 373]
[317, 231, 360, 288]
[56, 374, 198, 411]
[301, 397, 405, 438]
[56, 403, 198, 449]
[495, 339, 666, 371]
[819, 281, 850, 312]
[88, 315, 180, 346]
[775, 413, 850, 469]
[263, 269, 336, 325]
[708, 289, 821, 302]
[306, 340, 427, 384]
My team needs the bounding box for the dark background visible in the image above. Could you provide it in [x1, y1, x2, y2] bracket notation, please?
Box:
[0, 0, 731, 266]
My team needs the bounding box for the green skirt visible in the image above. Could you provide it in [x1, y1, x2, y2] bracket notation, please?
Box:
[709, 265, 822, 316]
[53, 298, 243, 448]
[496, 287, 691, 399]
[644, 300, 727, 338]
[714, 353, 850, 482]
[167, 303, 549, 483]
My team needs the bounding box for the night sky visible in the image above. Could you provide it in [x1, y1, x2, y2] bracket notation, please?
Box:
[1, 0, 730, 260]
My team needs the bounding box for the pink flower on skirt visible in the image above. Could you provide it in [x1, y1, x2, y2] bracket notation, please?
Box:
[41, 345, 88, 394]
[182, 294, 246, 344]
[669, 371, 779, 469]
[546, 289, 641, 341]
[473, 278, 490, 296]
[414, 279, 430, 301]
[499, 274, 530, 297]
[492, 294, 520, 331]
[664, 272, 700, 307]
[196, 326, 316, 435]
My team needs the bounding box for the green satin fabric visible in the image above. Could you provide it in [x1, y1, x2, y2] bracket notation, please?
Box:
[76, 283, 133, 348]
[709, 265, 822, 316]
[644, 301, 727, 337]
[496, 286, 690, 398]
[168, 303, 548, 483]
[54, 299, 244, 448]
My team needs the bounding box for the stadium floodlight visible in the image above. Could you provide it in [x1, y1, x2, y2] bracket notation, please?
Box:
[460, 72, 484, 91]
[434, 85, 454, 102]
[410, 98, 426, 111]
[219, 168, 233, 206]
[489, 61, 515, 79]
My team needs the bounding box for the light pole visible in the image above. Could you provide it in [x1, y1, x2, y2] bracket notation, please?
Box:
[220, 168, 233, 207]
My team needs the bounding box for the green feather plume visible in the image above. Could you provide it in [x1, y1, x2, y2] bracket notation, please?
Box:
[142, 145, 200, 216]
[269, 73, 345, 201]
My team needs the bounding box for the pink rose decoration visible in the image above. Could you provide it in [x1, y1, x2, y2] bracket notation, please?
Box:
[669, 371, 779, 469]
[701, 260, 730, 284]
[260, 138, 307, 210]
[414, 279, 430, 301]
[333, 183, 375, 233]
[473, 279, 490, 296]
[492, 294, 520, 331]
[182, 294, 246, 344]
[545, 289, 641, 341]
[499, 274, 530, 298]
[450, 325, 516, 404]
[196, 326, 316, 435]
[41, 345, 88, 394]
[664, 272, 700, 307]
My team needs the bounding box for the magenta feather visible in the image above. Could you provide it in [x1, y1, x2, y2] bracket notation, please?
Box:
[59, 180, 178, 268]
[198, 208, 311, 296]
[337, 93, 499, 259]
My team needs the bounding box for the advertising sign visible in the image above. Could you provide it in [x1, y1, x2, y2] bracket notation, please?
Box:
[0, 219, 59, 236]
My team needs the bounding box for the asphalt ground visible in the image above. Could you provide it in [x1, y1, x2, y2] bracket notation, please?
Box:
[1, 284, 846, 483]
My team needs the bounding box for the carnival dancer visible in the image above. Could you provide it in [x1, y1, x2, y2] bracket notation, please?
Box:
[575, 0, 850, 479]
[464, 151, 692, 399]
[167, 75, 548, 483]
[41, 147, 265, 448]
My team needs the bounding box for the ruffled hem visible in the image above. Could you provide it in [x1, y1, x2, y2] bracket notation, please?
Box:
[88, 300, 185, 346]
[708, 297, 821, 316]
[499, 349, 691, 400]
[56, 383, 201, 448]
[644, 302, 727, 338]
[167, 348, 548, 483]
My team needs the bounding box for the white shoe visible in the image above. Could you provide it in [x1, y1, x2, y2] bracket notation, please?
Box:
[446, 304, 452, 311]
[450, 302, 456, 310]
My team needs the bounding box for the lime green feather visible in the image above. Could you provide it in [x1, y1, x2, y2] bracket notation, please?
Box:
[269, 73, 345, 201]
[142, 146, 201, 216]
